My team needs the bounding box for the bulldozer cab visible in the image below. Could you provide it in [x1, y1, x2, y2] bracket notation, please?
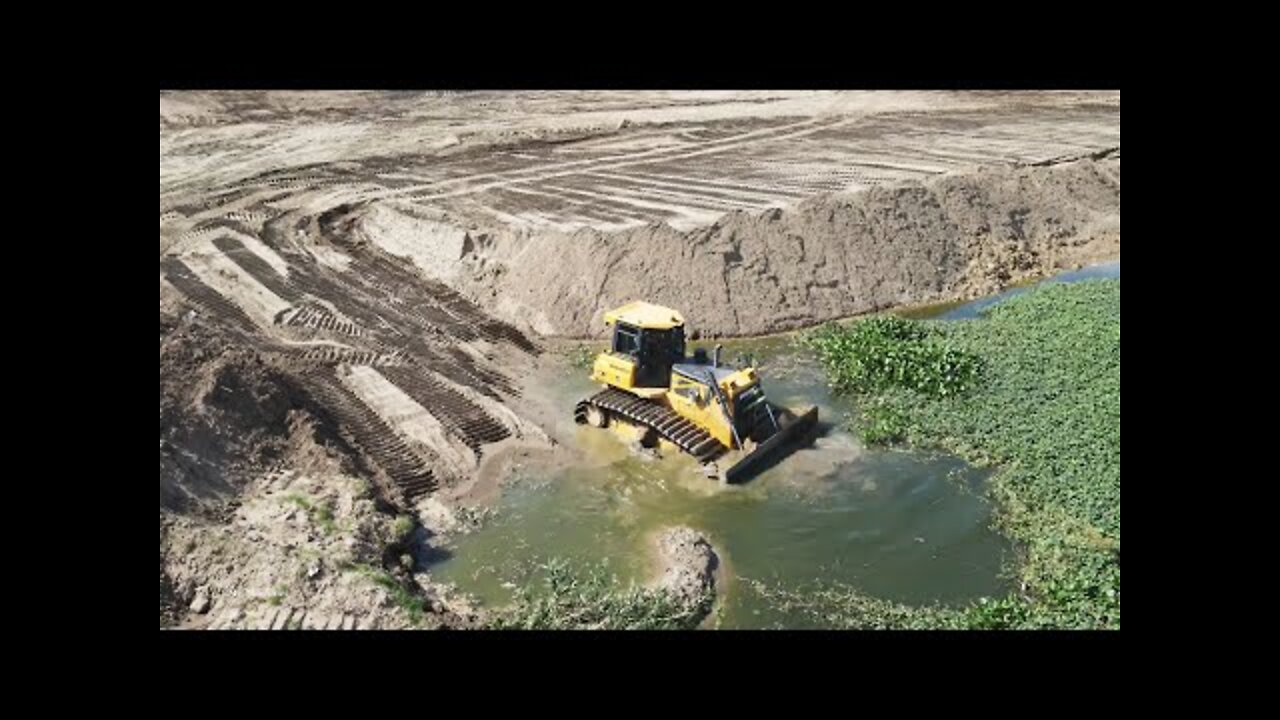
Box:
[604, 302, 686, 388]
[581, 300, 820, 484]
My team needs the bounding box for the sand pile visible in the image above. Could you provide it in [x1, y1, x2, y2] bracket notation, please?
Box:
[358, 157, 1119, 338]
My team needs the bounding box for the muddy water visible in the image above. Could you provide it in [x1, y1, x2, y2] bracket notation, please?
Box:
[430, 260, 1120, 628]
[900, 260, 1121, 321]
[431, 337, 1011, 628]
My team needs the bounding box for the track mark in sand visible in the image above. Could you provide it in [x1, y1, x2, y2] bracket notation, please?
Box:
[208, 228, 291, 277]
[380, 366, 514, 456]
[180, 242, 292, 327]
[386, 116, 855, 201]
[496, 185, 660, 229]
[161, 258, 258, 333]
[486, 187, 635, 230]
[207, 607, 241, 629]
[455, 198, 536, 230]
[212, 236, 297, 302]
[340, 365, 478, 476]
[283, 268, 401, 337]
[421, 117, 832, 188]
[345, 254, 486, 343]
[579, 177, 769, 212]
[404, 361, 545, 442]
[302, 368, 438, 503]
[609, 168, 810, 200]
[306, 242, 352, 272]
[270, 608, 295, 630]
[284, 303, 363, 337]
[301, 613, 326, 630]
[404, 343, 520, 400]
[292, 346, 406, 368]
[213, 607, 366, 630]
[407, 274, 541, 355]
[285, 263, 508, 392]
[539, 182, 727, 227]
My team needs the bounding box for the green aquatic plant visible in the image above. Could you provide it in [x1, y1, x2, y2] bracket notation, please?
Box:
[806, 315, 983, 399]
[807, 279, 1121, 629]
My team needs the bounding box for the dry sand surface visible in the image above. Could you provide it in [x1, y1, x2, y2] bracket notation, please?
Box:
[159, 90, 1120, 629]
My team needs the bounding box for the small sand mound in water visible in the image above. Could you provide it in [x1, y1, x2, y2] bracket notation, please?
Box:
[652, 526, 718, 608]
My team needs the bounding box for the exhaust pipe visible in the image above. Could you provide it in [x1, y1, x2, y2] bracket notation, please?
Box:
[713, 344, 722, 368]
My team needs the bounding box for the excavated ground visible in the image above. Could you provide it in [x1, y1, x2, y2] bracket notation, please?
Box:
[159, 90, 1119, 629]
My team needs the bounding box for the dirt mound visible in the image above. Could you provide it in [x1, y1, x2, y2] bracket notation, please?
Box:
[160, 204, 549, 510]
[160, 455, 475, 630]
[160, 330, 288, 514]
[159, 198, 551, 629]
[652, 526, 718, 608]
[159, 319, 478, 630]
[423, 158, 1119, 338]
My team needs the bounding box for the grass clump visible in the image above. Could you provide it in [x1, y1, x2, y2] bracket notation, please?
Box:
[488, 558, 710, 630]
[743, 577, 1038, 630]
[343, 562, 426, 626]
[352, 478, 372, 499]
[285, 493, 337, 536]
[392, 515, 416, 543]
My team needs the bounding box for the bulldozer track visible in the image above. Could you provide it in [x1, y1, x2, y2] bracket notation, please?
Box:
[574, 388, 724, 463]
[301, 368, 438, 504]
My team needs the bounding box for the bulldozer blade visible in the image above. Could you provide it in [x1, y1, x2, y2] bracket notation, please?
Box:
[724, 405, 819, 484]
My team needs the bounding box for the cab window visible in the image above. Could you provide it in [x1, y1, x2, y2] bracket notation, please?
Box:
[613, 324, 640, 356]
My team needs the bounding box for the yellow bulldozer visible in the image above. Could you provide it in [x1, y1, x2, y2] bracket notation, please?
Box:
[574, 301, 818, 483]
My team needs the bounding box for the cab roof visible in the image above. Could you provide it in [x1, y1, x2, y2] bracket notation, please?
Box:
[603, 301, 685, 330]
